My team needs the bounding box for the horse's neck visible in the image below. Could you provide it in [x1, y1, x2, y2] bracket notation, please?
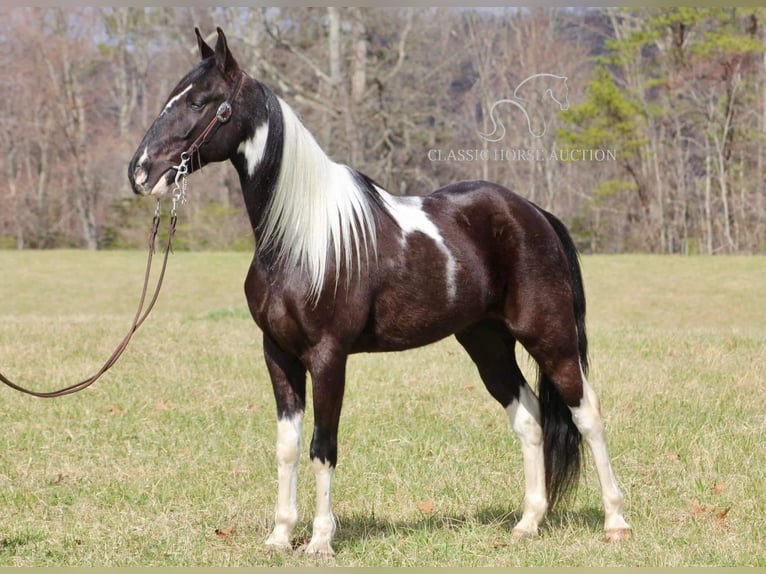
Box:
[231, 84, 288, 238]
[232, 88, 379, 300]
[234, 89, 335, 234]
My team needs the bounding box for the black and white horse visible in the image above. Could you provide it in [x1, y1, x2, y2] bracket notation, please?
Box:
[128, 28, 630, 556]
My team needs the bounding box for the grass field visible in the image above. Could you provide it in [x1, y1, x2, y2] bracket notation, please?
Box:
[0, 250, 764, 566]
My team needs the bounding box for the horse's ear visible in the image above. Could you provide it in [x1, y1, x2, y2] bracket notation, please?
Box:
[214, 27, 240, 80]
[195, 27, 214, 61]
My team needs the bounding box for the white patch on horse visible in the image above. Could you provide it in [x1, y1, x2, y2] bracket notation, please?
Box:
[133, 147, 150, 186]
[265, 413, 303, 549]
[161, 84, 193, 116]
[305, 458, 336, 556]
[237, 122, 269, 176]
[570, 366, 631, 537]
[505, 384, 547, 537]
[150, 174, 170, 196]
[258, 97, 378, 302]
[380, 193, 458, 301]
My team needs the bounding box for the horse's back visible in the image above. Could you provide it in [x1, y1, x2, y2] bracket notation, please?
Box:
[423, 179, 563, 263]
[425, 179, 578, 293]
[428, 179, 544, 215]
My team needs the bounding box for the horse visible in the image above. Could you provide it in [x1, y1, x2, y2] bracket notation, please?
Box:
[128, 28, 630, 557]
[479, 73, 570, 141]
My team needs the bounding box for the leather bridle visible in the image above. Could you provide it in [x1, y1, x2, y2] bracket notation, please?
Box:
[178, 71, 246, 175]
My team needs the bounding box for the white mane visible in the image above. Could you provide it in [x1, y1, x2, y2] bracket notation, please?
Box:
[257, 98, 379, 302]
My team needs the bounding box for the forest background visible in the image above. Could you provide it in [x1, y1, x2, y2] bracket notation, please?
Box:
[1, 6, 765, 255]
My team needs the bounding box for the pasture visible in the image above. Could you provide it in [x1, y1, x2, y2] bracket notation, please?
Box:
[0, 250, 763, 566]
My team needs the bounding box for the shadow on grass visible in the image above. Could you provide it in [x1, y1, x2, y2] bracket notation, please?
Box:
[326, 505, 605, 550]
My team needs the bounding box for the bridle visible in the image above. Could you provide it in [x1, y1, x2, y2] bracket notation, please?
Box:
[171, 71, 246, 209]
[0, 72, 246, 399]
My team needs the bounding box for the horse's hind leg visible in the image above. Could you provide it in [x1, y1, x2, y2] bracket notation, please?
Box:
[514, 316, 631, 541]
[570, 368, 631, 541]
[455, 320, 547, 539]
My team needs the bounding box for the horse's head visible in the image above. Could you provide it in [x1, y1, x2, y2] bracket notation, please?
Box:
[545, 75, 570, 112]
[128, 28, 252, 196]
[513, 73, 570, 112]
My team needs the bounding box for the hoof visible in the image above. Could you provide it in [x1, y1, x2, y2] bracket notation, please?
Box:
[264, 535, 293, 554]
[300, 540, 335, 559]
[605, 528, 631, 543]
[512, 526, 539, 541]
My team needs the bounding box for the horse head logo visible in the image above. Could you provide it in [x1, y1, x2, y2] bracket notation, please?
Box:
[479, 73, 570, 142]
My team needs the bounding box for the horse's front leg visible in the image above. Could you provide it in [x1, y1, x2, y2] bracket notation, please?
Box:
[302, 346, 347, 558]
[263, 334, 307, 551]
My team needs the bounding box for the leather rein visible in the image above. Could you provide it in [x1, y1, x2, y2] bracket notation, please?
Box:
[0, 72, 245, 399]
[0, 207, 176, 398]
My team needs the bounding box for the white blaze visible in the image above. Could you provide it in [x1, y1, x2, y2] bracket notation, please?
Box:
[161, 84, 193, 116]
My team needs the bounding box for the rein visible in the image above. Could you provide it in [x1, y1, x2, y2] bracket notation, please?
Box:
[0, 72, 246, 399]
[0, 201, 178, 399]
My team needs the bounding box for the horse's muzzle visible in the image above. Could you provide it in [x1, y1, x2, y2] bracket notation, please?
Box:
[129, 155, 172, 197]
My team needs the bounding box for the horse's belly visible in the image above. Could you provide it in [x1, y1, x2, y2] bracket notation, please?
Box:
[361, 301, 479, 351]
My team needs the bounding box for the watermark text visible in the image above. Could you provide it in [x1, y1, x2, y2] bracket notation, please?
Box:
[427, 147, 617, 163]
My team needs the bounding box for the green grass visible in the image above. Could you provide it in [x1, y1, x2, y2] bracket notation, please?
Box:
[0, 251, 764, 566]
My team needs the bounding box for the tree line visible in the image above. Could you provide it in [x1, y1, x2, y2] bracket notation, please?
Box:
[1, 6, 764, 254]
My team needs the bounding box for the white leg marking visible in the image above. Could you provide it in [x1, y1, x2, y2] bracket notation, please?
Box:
[161, 83, 193, 116]
[265, 413, 303, 550]
[506, 383, 547, 538]
[237, 122, 270, 176]
[304, 459, 336, 557]
[570, 371, 631, 539]
[380, 193, 458, 300]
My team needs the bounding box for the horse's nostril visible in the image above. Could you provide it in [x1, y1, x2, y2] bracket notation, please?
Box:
[134, 166, 148, 186]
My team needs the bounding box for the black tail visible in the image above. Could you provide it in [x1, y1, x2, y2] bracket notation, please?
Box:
[535, 207, 588, 509]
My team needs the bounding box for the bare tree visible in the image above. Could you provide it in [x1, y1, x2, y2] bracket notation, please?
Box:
[0, 6, 764, 252]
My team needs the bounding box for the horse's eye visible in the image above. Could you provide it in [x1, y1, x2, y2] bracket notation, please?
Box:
[188, 100, 205, 111]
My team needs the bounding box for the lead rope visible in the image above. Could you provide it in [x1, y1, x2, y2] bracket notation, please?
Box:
[0, 72, 240, 399]
[0, 197, 180, 398]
